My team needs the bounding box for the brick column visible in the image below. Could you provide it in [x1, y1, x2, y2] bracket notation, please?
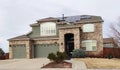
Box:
[26, 40, 32, 59]
[59, 30, 65, 52]
[74, 28, 80, 49]
[9, 44, 13, 59]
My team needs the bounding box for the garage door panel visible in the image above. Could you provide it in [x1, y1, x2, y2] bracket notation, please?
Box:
[34, 44, 59, 58]
[12, 45, 26, 58]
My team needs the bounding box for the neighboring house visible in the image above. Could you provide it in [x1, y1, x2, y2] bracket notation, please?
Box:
[8, 15, 104, 59]
[103, 38, 120, 58]
[103, 38, 118, 48]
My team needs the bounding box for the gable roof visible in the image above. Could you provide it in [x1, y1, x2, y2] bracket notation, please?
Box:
[9, 15, 103, 41]
[30, 15, 103, 26]
[8, 35, 30, 41]
[37, 15, 103, 23]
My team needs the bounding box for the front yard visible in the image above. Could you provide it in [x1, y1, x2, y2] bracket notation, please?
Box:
[75, 58, 120, 69]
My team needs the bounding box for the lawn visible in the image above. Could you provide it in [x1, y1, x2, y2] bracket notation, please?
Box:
[75, 58, 120, 69]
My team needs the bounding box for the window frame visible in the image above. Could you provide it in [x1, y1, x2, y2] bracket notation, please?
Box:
[83, 24, 95, 32]
[40, 22, 57, 36]
[82, 40, 97, 51]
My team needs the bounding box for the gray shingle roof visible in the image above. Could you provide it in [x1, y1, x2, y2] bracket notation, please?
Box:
[31, 15, 103, 26]
[57, 15, 103, 23]
[8, 35, 30, 41]
[9, 15, 103, 40]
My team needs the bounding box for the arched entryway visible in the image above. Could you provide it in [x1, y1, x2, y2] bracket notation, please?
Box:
[64, 33, 74, 57]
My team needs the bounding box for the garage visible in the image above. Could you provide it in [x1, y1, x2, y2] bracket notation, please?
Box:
[34, 44, 59, 58]
[12, 44, 26, 58]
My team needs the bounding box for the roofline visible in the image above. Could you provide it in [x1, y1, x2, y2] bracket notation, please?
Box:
[8, 35, 30, 41]
[74, 20, 104, 24]
[8, 38, 31, 41]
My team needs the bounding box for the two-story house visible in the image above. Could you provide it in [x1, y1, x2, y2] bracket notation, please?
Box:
[8, 15, 103, 59]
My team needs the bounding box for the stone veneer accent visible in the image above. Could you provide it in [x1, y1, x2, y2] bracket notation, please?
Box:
[59, 27, 80, 52]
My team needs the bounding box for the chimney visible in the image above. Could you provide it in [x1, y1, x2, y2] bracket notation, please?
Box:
[62, 14, 65, 21]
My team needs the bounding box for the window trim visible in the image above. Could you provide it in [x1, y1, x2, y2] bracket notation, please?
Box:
[40, 22, 57, 36]
[82, 40, 97, 51]
[83, 24, 94, 32]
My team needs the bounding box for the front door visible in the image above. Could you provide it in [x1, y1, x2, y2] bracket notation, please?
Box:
[64, 33, 74, 57]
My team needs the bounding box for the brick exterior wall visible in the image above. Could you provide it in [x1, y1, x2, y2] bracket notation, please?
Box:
[58, 23, 103, 56]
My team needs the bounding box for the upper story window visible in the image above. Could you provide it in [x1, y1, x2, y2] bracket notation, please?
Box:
[82, 40, 97, 51]
[83, 24, 94, 32]
[40, 22, 56, 36]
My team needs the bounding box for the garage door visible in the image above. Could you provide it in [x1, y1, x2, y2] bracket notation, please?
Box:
[12, 45, 26, 58]
[34, 44, 59, 58]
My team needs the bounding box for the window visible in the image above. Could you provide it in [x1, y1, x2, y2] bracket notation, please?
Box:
[40, 22, 56, 36]
[82, 40, 97, 51]
[83, 24, 94, 32]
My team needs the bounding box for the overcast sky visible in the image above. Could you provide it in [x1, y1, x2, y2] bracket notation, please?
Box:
[0, 0, 120, 52]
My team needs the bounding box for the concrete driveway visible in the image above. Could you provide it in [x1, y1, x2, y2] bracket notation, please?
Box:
[0, 58, 87, 70]
[0, 58, 51, 70]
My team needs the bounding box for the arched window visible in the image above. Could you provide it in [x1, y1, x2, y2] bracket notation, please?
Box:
[83, 24, 94, 32]
[40, 22, 56, 36]
[82, 40, 97, 51]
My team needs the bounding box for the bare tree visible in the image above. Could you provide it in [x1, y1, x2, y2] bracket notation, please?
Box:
[109, 18, 120, 48]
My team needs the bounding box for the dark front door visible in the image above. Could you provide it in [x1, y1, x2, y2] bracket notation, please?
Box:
[64, 33, 74, 57]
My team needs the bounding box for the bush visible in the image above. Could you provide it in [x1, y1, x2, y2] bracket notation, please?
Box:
[108, 54, 113, 59]
[72, 49, 86, 58]
[47, 53, 56, 61]
[47, 51, 67, 63]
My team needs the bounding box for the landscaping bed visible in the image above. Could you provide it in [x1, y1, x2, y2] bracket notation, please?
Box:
[42, 61, 72, 68]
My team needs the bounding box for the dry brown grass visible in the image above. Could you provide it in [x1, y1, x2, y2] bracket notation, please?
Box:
[75, 58, 120, 69]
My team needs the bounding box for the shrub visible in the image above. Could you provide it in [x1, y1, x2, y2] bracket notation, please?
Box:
[108, 54, 113, 59]
[47, 52, 67, 63]
[47, 53, 56, 61]
[72, 49, 86, 58]
[56, 52, 67, 63]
